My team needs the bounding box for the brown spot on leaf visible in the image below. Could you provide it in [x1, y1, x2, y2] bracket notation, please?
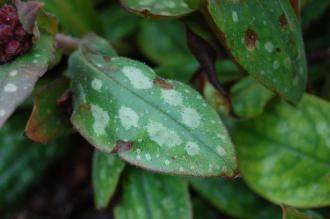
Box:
[244, 28, 257, 51]
[153, 77, 174, 89]
[279, 14, 288, 27]
[141, 9, 151, 17]
[103, 55, 112, 62]
[78, 103, 91, 111]
[113, 140, 133, 153]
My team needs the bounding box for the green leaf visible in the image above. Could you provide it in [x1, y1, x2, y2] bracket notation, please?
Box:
[190, 178, 270, 218]
[100, 4, 140, 42]
[215, 60, 242, 83]
[92, 150, 125, 209]
[302, 0, 330, 25]
[232, 95, 330, 207]
[0, 113, 68, 211]
[40, 0, 102, 36]
[254, 206, 282, 219]
[200, 60, 242, 116]
[282, 206, 315, 219]
[230, 77, 274, 118]
[138, 19, 195, 65]
[155, 60, 198, 83]
[204, 0, 307, 104]
[69, 35, 237, 177]
[114, 168, 192, 219]
[0, 33, 55, 128]
[120, 0, 194, 18]
[25, 77, 73, 144]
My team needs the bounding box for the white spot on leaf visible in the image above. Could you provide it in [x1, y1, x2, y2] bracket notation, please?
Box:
[4, 83, 17, 92]
[265, 42, 274, 53]
[216, 146, 226, 156]
[181, 107, 201, 129]
[161, 90, 183, 106]
[119, 106, 139, 130]
[91, 79, 103, 91]
[164, 160, 170, 165]
[232, 11, 239, 22]
[273, 61, 280, 69]
[145, 153, 152, 161]
[146, 121, 182, 147]
[0, 109, 5, 117]
[9, 70, 18, 76]
[122, 66, 153, 89]
[185, 142, 200, 156]
[91, 104, 109, 136]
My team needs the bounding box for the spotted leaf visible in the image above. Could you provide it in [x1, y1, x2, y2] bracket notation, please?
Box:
[92, 151, 125, 209]
[120, 0, 194, 18]
[68, 35, 237, 177]
[0, 33, 55, 128]
[232, 95, 330, 207]
[25, 77, 73, 144]
[114, 168, 192, 219]
[203, 0, 307, 104]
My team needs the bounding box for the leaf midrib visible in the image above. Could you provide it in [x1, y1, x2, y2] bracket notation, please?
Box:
[78, 54, 234, 173]
[242, 127, 330, 169]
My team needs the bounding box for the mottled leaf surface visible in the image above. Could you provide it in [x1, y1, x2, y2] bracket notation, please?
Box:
[232, 95, 330, 207]
[190, 178, 269, 218]
[0, 34, 55, 128]
[205, 0, 307, 104]
[92, 151, 125, 209]
[0, 114, 68, 210]
[69, 36, 237, 177]
[114, 168, 192, 219]
[230, 77, 274, 118]
[25, 77, 73, 144]
[120, 0, 194, 18]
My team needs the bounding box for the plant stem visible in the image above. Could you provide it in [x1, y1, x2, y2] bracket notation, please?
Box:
[55, 33, 81, 54]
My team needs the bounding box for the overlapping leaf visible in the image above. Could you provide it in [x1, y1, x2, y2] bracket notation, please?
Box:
[282, 206, 314, 219]
[114, 168, 192, 219]
[40, 0, 102, 36]
[204, 0, 307, 104]
[69, 35, 237, 177]
[0, 3, 57, 128]
[0, 34, 55, 127]
[230, 77, 274, 118]
[25, 77, 73, 144]
[137, 19, 195, 65]
[92, 151, 125, 209]
[190, 178, 270, 218]
[120, 0, 194, 18]
[232, 95, 330, 207]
